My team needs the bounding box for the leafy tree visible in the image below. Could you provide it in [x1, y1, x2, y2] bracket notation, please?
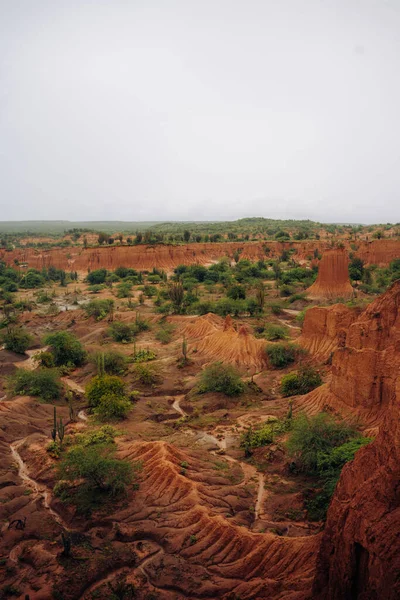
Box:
[93, 393, 132, 421]
[3, 327, 32, 354]
[86, 269, 108, 285]
[264, 323, 288, 341]
[56, 444, 135, 512]
[168, 281, 185, 313]
[108, 321, 137, 343]
[198, 362, 244, 396]
[86, 375, 126, 408]
[44, 331, 86, 367]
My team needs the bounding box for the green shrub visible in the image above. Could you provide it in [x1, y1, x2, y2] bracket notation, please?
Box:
[108, 321, 137, 343]
[88, 284, 106, 294]
[93, 393, 132, 421]
[266, 343, 297, 368]
[281, 367, 322, 396]
[83, 298, 114, 320]
[133, 363, 160, 385]
[286, 413, 356, 474]
[86, 375, 126, 408]
[76, 425, 118, 446]
[86, 269, 108, 285]
[35, 350, 55, 368]
[240, 419, 289, 452]
[56, 444, 135, 513]
[91, 350, 127, 375]
[3, 327, 32, 353]
[133, 348, 157, 362]
[44, 331, 86, 367]
[264, 323, 288, 341]
[9, 368, 62, 401]
[198, 362, 244, 396]
[155, 324, 175, 344]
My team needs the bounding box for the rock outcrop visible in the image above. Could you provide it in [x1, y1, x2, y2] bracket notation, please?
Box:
[302, 280, 400, 598]
[298, 304, 357, 361]
[306, 249, 354, 300]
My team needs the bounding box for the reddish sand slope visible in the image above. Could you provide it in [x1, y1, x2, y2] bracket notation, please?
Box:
[306, 249, 354, 300]
[180, 314, 267, 373]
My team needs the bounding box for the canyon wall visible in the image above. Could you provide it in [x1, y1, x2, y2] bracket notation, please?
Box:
[309, 281, 400, 598]
[1, 239, 398, 273]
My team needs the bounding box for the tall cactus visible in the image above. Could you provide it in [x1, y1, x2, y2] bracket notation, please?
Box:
[51, 406, 57, 442]
[182, 336, 188, 362]
[57, 417, 65, 448]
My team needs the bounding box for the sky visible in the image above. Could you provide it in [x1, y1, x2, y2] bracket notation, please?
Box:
[0, 0, 400, 224]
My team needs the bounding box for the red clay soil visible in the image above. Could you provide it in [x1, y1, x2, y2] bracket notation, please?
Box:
[297, 280, 400, 431]
[1, 239, 399, 273]
[298, 304, 358, 361]
[306, 249, 354, 300]
[181, 314, 267, 373]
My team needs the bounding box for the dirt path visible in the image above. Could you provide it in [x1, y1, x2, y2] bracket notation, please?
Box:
[170, 395, 267, 528]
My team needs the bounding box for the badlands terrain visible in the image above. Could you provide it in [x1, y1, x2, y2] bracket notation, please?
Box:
[0, 221, 399, 599]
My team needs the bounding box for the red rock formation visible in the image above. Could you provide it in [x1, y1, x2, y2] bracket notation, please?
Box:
[312, 283, 400, 599]
[306, 249, 354, 300]
[298, 281, 400, 430]
[1, 239, 398, 273]
[298, 304, 357, 361]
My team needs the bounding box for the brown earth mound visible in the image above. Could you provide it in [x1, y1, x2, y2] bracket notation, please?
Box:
[111, 440, 320, 599]
[298, 304, 357, 361]
[2, 239, 398, 273]
[182, 314, 267, 373]
[306, 249, 354, 300]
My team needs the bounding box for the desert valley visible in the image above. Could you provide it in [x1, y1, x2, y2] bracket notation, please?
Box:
[0, 220, 398, 600]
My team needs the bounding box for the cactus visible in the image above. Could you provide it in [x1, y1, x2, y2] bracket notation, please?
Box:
[61, 532, 71, 557]
[255, 283, 265, 311]
[287, 399, 293, 421]
[168, 281, 184, 313]
[57, 417, 65, 448]
[97, 352, 105, 376]
[182, 336, 188, 362]
[68, 400, 75, 422]
[51, 406, 57, 442]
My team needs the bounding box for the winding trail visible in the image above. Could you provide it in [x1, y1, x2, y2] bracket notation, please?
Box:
[170, 395, 266, 526]
[10, 439, 70, 531]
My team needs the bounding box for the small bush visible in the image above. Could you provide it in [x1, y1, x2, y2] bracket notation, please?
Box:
[133, 363, 160, 385]
[93, 393, 132, 421]
[9, 368, 62, 401]
[76, 425, 118, 446]
[264, 323, 288, 341]
[198, 362, 244, 396]
[3, 327, 32, 354]
[44, 331, 86, 367]
[108, 321, 137, 343]
[281, 367, 322, 396]
[266, 343, 297, 368]
[86, 375, 126, 408]
[155, 324, 175, 344]
[83, 299, 114, 320]
[35, 350, 55, 368]
[91, 350, 127, 375]
[133, 348, 157, 362]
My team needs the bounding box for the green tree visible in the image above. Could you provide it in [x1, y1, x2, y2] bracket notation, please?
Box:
[3, 327, 32, 354]
[198, 362, 244, 396]
[44, 331, 86, 367]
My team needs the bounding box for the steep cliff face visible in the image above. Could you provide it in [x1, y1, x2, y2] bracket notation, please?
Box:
[312, 281, 400, 600]
[1, 239, 398, 273]
[306, 249, 354, 300]
[298, 304, 357, 361]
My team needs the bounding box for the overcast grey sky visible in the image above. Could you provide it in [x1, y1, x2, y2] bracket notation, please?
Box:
[0, 1, 399, 223]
